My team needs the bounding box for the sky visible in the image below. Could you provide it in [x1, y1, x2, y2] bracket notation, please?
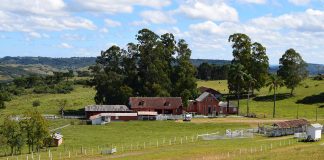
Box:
[0, 0, 324, 64]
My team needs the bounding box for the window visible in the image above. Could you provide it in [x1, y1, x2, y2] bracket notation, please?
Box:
[138, 100, 144, 106]
[233, 108, 237, 112]
[115, 116, 119, 119]
[164, 101, 170, 106]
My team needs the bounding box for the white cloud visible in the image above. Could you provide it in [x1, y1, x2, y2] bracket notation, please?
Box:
[104, 19, 121, 27]
[72, 0, 171, 14]
[61, 33, 85, 41]
[250, 9, 324, 32]
[237, 0, 267, 4]
[288, 0, 311, 5]
[178, 1, 239, 22]
[186, 19, 324, 64]
[0, 0, 67, 16]
[59, 43, 73, 49]
[140, 10, 176, 24]
[27, 32, 50, 39]
[0, 0, 96, 32]
[99, 28, 109, 33]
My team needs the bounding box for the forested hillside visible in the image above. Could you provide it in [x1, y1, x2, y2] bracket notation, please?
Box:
[0, 56, 323, 81]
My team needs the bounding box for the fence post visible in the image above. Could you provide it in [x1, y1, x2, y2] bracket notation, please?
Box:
[144, 142, 146, 149]
[69, 151, 71, 158]
[157, 140, 159, 148]
[38, 154, 40, 160]
[181, 138, 183, 144]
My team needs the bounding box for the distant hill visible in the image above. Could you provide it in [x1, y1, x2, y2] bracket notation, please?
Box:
[0, 56, 96, 69]
[269, 63, 324, 75]
[0, 56, 323, 81]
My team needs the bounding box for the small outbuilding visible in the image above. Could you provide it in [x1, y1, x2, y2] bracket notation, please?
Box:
[52, 133, 63, 147]
[306, 123, 323, 141]
[89, 114, 111, 125]
[137, 111, 158, 120]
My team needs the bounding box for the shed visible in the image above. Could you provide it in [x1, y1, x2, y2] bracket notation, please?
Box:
[89, 114, 111, 125]
[52, 133, 63, 147]
[137, 111, 158, 120]
[306, 123, 323, 141]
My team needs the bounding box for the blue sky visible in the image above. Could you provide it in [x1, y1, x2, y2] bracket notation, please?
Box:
[0, 0, 324, 64]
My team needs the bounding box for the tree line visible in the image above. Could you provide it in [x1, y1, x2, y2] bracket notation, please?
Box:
[227, 33, 308, 117]
[196, 63, 229, 80]
[89, 29, 197, 107]
[0, 111, 50, 155]
[0, 71, 76, 109]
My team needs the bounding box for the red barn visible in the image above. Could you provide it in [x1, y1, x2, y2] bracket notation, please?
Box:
[129, 97, 183, 115]
[187, 92, 220, 116]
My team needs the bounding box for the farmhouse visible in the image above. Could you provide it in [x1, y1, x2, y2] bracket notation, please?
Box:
[187, 92, 220, 116]
[219, 101, 238, 115]
[85, 105, 132, 118]
[129, 97, 183, 115]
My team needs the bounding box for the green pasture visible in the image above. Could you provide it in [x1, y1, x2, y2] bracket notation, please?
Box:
[198, 79, 324, 119]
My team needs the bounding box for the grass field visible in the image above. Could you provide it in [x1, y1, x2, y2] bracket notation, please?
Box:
[0, 85, 95, 122]
[1, 119, 323, 160]
[0, 79, 323, 159]
[197, 79, 324, 120]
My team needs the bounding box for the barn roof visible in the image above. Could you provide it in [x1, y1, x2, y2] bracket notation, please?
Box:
[129, 97, 182, 109]
[273, 119, 309, 128]
[309, 123, 323, 129]
[195, 92, 219, 102]
[85, 105, 130, 112]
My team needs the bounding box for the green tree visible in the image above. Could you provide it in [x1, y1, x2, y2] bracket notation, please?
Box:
[266, 74, 284, 118]
[245, 74, 256, 116]
[32, 100, 41, 107]
[250, 42, 269, 92]
[228, 33, 269, 92]
[277, 48, 308, 96]
[21, 111, 49, 152]
[228, 63, 248, 115]
[2, 116, 25, 155]
[58, 99, 68, 117]
[173, 39, 198, 105]
[0, 91, 11, 109]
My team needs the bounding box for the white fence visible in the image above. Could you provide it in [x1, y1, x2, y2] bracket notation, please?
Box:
[156, 114, 182, 121]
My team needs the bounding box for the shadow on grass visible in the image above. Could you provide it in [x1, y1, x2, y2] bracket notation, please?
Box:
[253, 93, 291, 102]
[296, 92, 324, 105]
[63, 108, 85, 115]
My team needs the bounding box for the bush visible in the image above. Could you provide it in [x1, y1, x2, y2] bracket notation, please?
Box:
[32, 100, 41, 107]
[304, 85, 309, 88]
[33, 82, 74, 94]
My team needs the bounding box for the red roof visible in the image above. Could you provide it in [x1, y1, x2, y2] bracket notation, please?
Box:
[129, 97, 182, 109]
[274, 119, 309, 128]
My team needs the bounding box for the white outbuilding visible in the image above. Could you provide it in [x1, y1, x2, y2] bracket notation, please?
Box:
[306, 123, 323, 141]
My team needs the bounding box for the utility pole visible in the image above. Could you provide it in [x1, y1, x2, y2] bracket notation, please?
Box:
[296, 105, 299, 119]
[316, 107, 318, 122]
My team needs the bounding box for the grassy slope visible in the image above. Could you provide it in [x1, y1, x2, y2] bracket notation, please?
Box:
[0, 85, 95, 122]
[197, 79, 324, 120]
